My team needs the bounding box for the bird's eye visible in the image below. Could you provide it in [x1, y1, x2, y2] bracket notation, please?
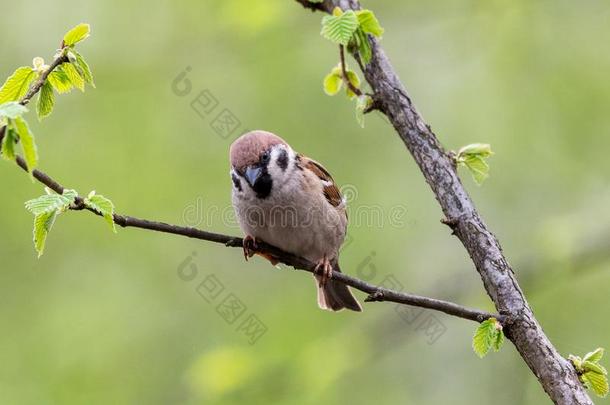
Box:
[261, 152, 270, 164]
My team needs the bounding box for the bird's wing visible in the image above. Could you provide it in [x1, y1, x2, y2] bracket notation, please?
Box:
[297, 154, 345, 209]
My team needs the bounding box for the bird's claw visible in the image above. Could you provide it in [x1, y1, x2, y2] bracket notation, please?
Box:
[243, 235, 258, 261]
[314, 257, 333, 287]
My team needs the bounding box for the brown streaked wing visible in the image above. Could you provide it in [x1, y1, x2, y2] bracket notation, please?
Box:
[298, 154, 343, 208]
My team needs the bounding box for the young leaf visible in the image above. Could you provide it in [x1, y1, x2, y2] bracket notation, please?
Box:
[63, 23, 91, 47]
[582, 371, 609, 398]
[492, 327, 505, 351]
[456, 143, 494, 185]
[354, 28, 372, 65]
[472, 317, 504, 358]
[355, 94, 372, 128]
[323, 72, 343, 96]
[584, 348, 604, 363]
[71, 50, 95, 87]
[1, 126, 18, 161]
[84, 192, 117, 233]
[25, 189, 78, 257]
[0, 67, 36, 104]
[47, 70, 73, 94]
[24, 189, 77, 216]
[345, 70, 361, 98]
[458, 143, 494, 159]
[321, 10, 359, 45]
[36, 81, 55, 119]
[473, 319, 494, 358]
[32, 57, 46, 72]
[32, 210, 58, 258]
[464, 155, 489, 185]
[61, 63, 85, 92]
[583, 361, 608, 376]
[14, 117, 38, 175]
[570, 348, 608, 397]
[356, 9, 384, 37]
[0, 101, 28, 119]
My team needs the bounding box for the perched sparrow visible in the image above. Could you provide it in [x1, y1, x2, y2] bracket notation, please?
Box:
[229, 130, 362, 312]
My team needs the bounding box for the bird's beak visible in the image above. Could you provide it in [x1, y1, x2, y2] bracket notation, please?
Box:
[244, 166, 262, 188]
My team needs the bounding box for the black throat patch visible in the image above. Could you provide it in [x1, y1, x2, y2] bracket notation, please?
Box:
[252, 168, 272, 199]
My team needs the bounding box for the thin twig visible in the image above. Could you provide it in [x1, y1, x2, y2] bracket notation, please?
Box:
[10, 149, 498, 323]
[21, 53, 69, 106]
[339, 44, 362, 97]
[0, 52, 69, 145]
[3, 54, 499, 324]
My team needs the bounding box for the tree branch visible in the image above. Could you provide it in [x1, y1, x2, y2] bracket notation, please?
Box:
[7, 151, 498, 324]
[293, 1, 593, 404]
[22, 54, 69, 106]
[2, 64, 498, 323]
[0, 51, 68, 144]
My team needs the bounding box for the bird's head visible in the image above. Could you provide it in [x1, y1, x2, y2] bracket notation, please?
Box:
[230, 130, 296, 199]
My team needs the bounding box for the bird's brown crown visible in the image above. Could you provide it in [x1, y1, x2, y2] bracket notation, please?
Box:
[230, 130, 288, 171]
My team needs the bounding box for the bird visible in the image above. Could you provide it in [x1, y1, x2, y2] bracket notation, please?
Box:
[229, 130, 362, 312]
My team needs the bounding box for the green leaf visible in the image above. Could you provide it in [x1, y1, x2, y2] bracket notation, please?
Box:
[321, 10, 359, 45]
[464, 155, 490, 185]
[355, 28, 372, 65]
[25, 189, 77, 257]
[458, 143, 494, 159]
[492, 326, 505, 351]
[36, 81, 55, 119]
[0, 67, 36, 104]
[582, 371, 609, 398]
[0, 101, 28, 119]
[14, 117, 38, 175]
[63, 23, 90, 46]
[47, 70, 73, 94]
[456, 143, 494, 185]
[472, 317, 503, 358]
[584, 348, 605, 363]
[584, 361, 608, 375]
[71, 50, 95, 87]
[61, 63, 85, 92]
[323, 72, 343, 96]
[84, 191, 117, 233]
[356, 9, 384, 37]
[24, 189, 77, 216]
[345, 70, 360, 98]
[32, 210, 57, 258]
[473, 319, 494, 358]
[1, 126, 18, 161]
[355, 94, 372, 128]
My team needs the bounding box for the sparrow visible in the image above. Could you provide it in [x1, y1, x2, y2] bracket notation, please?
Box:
[229, 130, 362, 312]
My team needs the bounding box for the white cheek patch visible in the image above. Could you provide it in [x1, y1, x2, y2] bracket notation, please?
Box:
[268, 146, 295, 181]
[230, 169, 244, 193]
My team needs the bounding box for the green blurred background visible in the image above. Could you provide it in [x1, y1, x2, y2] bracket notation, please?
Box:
[1, 1, 609, 404]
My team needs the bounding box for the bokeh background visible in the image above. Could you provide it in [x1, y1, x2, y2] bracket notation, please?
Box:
[1, 1, 609, 404]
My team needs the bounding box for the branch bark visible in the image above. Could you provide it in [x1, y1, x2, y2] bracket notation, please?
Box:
[295, 1, 592, 403]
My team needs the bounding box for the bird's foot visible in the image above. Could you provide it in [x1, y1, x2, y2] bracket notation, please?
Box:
[243, 235, 258, 261]
[314, 256, 333, 287]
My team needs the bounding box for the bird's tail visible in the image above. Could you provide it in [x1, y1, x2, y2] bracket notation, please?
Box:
[315, 261, 362, 312]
